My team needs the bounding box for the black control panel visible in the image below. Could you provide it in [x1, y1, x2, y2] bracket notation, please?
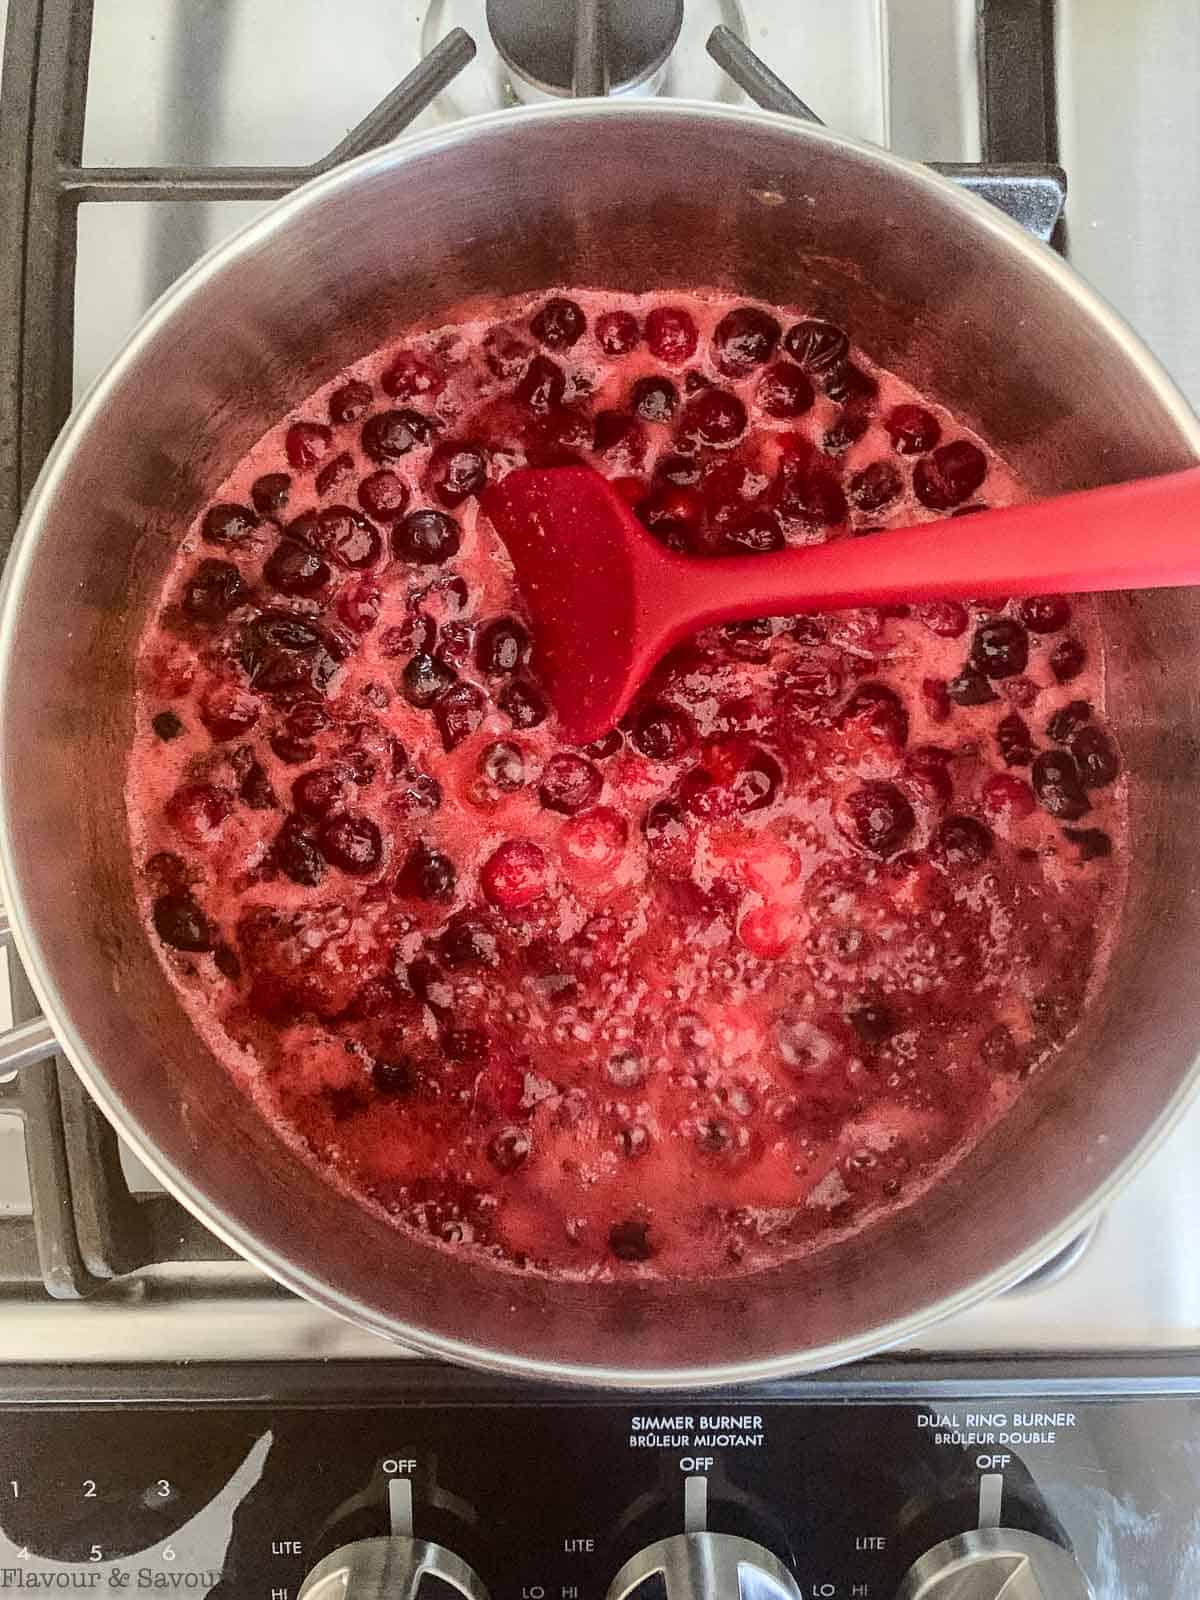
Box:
[0, 1358, 1196, 1597]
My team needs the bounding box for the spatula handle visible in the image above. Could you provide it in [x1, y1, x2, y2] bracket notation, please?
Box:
[659, 464, 1200, 632]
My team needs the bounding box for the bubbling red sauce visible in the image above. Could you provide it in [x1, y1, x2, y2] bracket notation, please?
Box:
[127, 290, 1126, 1279]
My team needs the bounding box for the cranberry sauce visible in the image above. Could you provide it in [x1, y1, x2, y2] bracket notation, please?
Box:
[127, 290, 1126, 1280]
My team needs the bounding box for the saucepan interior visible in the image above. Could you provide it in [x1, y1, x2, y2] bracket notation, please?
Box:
[2, 103, 1198, 1385]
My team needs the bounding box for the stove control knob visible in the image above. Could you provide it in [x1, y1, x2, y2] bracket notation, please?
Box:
[608, 1532, 801, 1599]
[298, 1536, 488, 1599]
[897, 1528, 1092, 1599]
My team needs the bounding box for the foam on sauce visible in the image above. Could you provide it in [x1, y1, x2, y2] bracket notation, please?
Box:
[126, 290, 1127, 1279]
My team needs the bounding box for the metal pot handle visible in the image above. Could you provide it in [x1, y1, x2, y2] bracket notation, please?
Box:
[0, 906, 59, 1075]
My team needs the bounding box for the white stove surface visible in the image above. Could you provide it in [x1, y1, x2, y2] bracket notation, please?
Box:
[0, 0, 1197, 1363]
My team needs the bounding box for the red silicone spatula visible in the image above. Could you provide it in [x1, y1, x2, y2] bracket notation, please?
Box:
[482, 463, 1200, 747]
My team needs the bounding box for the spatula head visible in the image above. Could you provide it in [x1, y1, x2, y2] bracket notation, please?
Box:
[482, 466, 665, 745]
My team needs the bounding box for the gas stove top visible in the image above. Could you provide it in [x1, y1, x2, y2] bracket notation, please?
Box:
[2, 0, 1198, 1365]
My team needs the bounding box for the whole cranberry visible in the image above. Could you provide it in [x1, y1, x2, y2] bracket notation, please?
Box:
[313, 506, 381, 568]
[820, 363, 878, 406]
[428, 441, 488, 507]
[1046, 699, 1092, 743]
[317, 813, 383, 875]
[838, 782, 915, 857]
[971, 617, 1029, 679]
[483, 325, 532, 380]
[202, 503, 258, 546]
[489, 1126, 533, 1173]
[476, 617, 530, 676]
[633, 703, 694, 761]
[783, 319, 849, 372]
[165, 782, 231, 845]
[776, 457, 848, 526]
[328, 379, 373, 424]
[637, 483, 706, 549]
[848, 460, 901, 513]
[930, 814, 994, 867]
[841, 681, 909, 748]
[644, 306, 699, 365]
[285, 421, 332, 469]
[712, 306, 781, 376]
[560, 807, 627, 876]
[200, 684, 259, 742]
[401, 652, 457, 709]
[380, 350, 442, 401]
[498, 679, 547, 729]
[273, 813, 326, 886]
[1050, 637, 1087, 683]
[397, 840, 457, 902]
[263, 540, 331, 597]
[901, 745, 954, 805]
[292, 766, 351, 820]
[181, 560, 245, 622]
[756, 362, 814, 419]
[1017, 594, 1072, 633]
[482, 838, 549, 909]
[688, 739, 781, 816]
[358, 469, 410, 521]
[596, 310, 640, 355]
[915, 601, 969, 638]
[479, 741, 527, 791]
[631, 376, 678, 423]
[679, 389, 747, 448]
[946, 666, 998, 706]
[530, 297, 586, 349]
[361, 409, 437, 463]
[822, 412, 870, 455]
[1032, 750, 1090, 819]
[539, 753, 602, 815]
[250, 475, 290, 516]
[434, 682, 487, 751]
[152, 894, 213, 953]
[515, 355, 566, 414]
[885, 404, 941, 455]
[723, 508, 784, 554]
[392, 509, 461, 565]
[1069, 724, 1120, 788]
[913, 439, 988, 509]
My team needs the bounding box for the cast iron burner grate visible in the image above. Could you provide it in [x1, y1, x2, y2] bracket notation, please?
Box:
[0, 0, 1067, 1299]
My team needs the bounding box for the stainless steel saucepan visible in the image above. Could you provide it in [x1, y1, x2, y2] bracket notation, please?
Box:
[2, 102, 1198, 1387]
